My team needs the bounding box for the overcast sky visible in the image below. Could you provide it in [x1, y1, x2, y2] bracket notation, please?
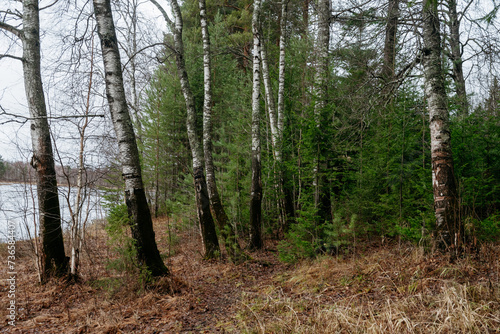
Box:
[0, 34, 28, 162]
[0, 0, 168, 163]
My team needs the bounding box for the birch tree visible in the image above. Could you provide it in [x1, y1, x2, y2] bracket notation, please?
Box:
[312, 0, 331, 223]
[199, 0, 247, 262]
[150, 0, 220, 259]
[0, 0, 68, 280]
[249, 0, 263, 249]
[421, 0, 462, 251]
[259, 0, 294, 230]
[93, 0, 168, 276]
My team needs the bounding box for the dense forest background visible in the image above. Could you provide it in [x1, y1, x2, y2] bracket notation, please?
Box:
[134, 0, 500, 261]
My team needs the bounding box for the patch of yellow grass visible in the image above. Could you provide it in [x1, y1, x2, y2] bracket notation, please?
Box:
[236, 245, 500, 333]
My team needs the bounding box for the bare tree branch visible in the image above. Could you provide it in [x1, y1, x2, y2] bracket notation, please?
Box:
[0, 106, 104, 125]
[40, 0, 61, 11]
[121, 42, 165, 69]
[0, 54, 23, 62]
[149, 0, 174, 28]
[0, 9, 22, 19]
[0, 21, 23, 39]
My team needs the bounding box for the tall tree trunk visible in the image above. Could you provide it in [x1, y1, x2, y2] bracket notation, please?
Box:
[166, 0, 220, 259]
[249, 0, 263, 250]
[313, 0, 331, 223]
[21, 0, 68, 280]
[199, 0, 247, 263]
[277, 0, 287, 145]
[446, 0, 468, 116]
[93, 0, 168, 276]
[381, 0, 400, 85]
[260, 46, 278, 154]
[422, 0, 461, 251]
[260, 42, 287, 230]
[260, 0, 295, 231]
[277, 0, 295, 229]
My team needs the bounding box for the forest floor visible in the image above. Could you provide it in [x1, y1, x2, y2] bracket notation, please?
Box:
[1, 217, 499, 333]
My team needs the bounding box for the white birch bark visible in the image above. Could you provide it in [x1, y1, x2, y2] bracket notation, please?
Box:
[200, 0, 215, 199]
[260, 0, 291, 229]
[314, 0, 330, 120]
[249, 0, 263, 249]
[199, 0, 246, 262]
[260, 45, 279, 157]
[164, 0, 220, 258]
[93, 0, 168, 275]
[277, 0, 288, 147]
[422, 0, 461, 250]
[312, 0, 331, 211]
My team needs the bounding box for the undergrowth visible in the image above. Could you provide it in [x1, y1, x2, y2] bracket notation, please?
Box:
[237, 244, 500, 333]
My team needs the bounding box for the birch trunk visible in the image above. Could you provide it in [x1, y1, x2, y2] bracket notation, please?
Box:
[199, 0, 246, 263]
[20, 0, 68, 280]
[260, 46, 279, 155]
[446, 0, 468, 116]
[93, 0, 168, 276]
[260, 42, 287, 229]
[313, 0, 331, 222]
[277, 0, 287, 144]
[422, 0, 461, 251]
[249, 0, 263, 250]
[259, 0, 295, 230]
[168, 0, 220, 259]
[277, 0, 295, 228]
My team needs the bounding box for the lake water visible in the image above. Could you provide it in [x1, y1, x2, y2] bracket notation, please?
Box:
[0, 183, 106, 241]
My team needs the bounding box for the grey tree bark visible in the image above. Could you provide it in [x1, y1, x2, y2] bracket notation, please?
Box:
[422, 0, 462, 251]
[93, 0, 168, 276]
[155, 0, 220, 259]
[0, 0, 68, 280]
[69, 34, 95, 278]
[199, 0, 247, 263]
[24, 0, 68, 280]
[249, 0, 263, 250]
[381, 0, 400, 85]
[277, 0, 295, 229]
[312, 0, 331, 223]
[445, 0, 468, 116]
[124, 0, 141, 132]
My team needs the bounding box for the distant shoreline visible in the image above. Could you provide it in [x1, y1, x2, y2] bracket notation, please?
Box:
[0, 181, 120, 190]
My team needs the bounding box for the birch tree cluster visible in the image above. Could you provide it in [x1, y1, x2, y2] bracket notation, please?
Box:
[1, 0, 499, 279]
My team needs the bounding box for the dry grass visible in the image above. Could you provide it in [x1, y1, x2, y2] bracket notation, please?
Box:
[1, 220, 499, 333]
[237, 245, 500, 333]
